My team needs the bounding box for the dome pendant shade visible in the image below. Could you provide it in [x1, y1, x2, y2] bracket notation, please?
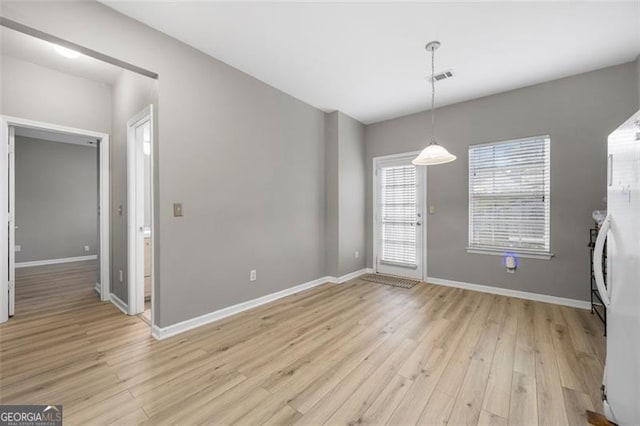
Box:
[413, 40, 456, 167]
[412, 142, 457, 165]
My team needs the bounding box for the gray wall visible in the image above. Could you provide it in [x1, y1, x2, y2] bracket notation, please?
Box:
[365, 62, 638, 301]
[15, 136, 98, 263]
[2, 1, 632, 326]
[0, 1, 327, 327]
[1, 55, 110, 285]
[324, 112, 339, 277]
[325, 111, 366, 277]
[110, 70, 158, 303]
[337, 113, 366, 276]
[0, 55, 112, 133]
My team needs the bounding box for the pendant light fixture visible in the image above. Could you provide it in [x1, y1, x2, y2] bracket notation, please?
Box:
[412, 41, 457, 166]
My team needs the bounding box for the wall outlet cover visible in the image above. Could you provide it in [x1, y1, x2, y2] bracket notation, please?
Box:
[250, 270, 257, 281]
[15, 245, 21, 252]
[84, 245, 90, 252]
[355, 251, 359, 258]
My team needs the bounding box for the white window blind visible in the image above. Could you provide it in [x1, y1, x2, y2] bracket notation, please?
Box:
[380, 165, 417, 267]
[469, 136, 550, 253]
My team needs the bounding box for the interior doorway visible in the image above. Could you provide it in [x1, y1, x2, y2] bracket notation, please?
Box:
[127, 105, 154, 325]
[1, 116, 110, 323]
[373, 152, 427, 281]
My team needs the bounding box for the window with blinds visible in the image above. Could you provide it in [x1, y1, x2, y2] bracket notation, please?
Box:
[468, 136, 550, 254]
[380, 165, 418, 267]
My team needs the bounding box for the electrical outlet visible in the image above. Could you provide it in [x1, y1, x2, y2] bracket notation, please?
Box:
[15, 245, 21, 252]
[250, 270, 257, 281]
[429, 205, 436, 215]
[355, 251, 359, 259]
[84, 245, 90, 252]
[119, 270, 123, 282]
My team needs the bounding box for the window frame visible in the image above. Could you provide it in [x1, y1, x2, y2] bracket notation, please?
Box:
[466, 135, 553, 260]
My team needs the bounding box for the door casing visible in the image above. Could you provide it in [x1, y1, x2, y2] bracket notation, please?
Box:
[0, 115, 111, 323]
[372, 151, 427, 281]
[126, 105, 154, 323]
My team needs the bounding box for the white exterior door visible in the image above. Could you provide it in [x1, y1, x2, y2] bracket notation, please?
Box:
[374, 155, 425, 280]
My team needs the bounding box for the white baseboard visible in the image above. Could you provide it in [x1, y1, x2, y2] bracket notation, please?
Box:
[94, 282, 101, 295]
[427, 276, 591, 310]
[327, 268, 371, 284]
[110, 293, 129, 314]
[16, 255, 97, 268]
[152, 269, 369, 341]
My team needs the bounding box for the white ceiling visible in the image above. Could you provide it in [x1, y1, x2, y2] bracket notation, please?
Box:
[0, 26, 122, 85]
[105, 2, 639, 124]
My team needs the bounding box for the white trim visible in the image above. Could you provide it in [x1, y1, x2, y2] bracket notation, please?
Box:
[0, 119, 6, 323]
[327, 268, 370, 284]
[8, 126, 15, 316]
[372, 152, 427, 281]
[470, 134, 552, 149]
[468, 135, 551, 255]
[94, 282, 101, 295]
[127, 105, 154, 319]
[98, 129, 111, 303]
[16, 255, 97, 268]
[110, 293, 129, 314]
[465, 247, 555, 260]
[0, 115, 110, 323]
[151, 269, 368, 340]
[372, 150, 422, 162]
[427, 276, 590, 310]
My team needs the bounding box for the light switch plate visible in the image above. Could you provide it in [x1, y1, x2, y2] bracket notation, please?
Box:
[15, 245, 21, 252]
[173, 203, 183, 217]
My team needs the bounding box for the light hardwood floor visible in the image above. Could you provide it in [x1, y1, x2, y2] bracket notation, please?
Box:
[0, 263, 606, 425]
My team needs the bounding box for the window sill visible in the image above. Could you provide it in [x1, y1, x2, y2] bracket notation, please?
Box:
[466, 247, 554, 260]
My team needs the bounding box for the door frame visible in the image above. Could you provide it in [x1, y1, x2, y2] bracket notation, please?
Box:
[0, 115, 111, 323]
[372, 151, 428, 281]
[126, 105, 154, 321]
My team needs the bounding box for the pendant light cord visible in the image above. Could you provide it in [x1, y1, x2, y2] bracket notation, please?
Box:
[430, 45, 436, 144]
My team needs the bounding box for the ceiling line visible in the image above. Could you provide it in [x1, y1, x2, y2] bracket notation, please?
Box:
[0, 17, 159, 80]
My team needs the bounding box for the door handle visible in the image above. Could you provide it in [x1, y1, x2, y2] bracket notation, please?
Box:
[593, 214, 611, 309]
[139, 226, 145, 232]
[416, 221, 422, 226]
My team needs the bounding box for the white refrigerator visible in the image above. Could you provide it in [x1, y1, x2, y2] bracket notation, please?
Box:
[593, 110, 640, 425]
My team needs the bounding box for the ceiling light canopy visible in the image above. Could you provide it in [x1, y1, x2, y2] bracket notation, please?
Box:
[54, 44, 81, 59]
[412, 41, 456, 166]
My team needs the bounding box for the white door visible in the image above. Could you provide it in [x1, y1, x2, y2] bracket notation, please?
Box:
[8, 126, 15, 316]
[127, 106, 153, 316]
[374, 155, 425, 280]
